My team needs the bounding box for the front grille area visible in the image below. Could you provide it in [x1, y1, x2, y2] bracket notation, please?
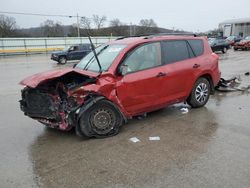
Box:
[20, 88, 59, 119]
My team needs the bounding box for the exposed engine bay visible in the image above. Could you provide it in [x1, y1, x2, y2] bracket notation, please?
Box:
[20, 72, 96, 130]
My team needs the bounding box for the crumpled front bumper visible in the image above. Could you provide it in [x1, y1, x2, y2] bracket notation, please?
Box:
[20, 88, 74, 130]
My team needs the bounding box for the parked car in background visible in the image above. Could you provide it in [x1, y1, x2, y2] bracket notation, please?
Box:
[226, 35, 242, 46]
[234, 36, 250, 51]
[19, 35, 220, 138]
[51, 44, 91, 64]
[208, 38, 230, 53]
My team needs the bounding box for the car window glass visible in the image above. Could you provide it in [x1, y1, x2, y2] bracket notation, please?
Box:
[81, 45, 91, 50]
[187, 39, 204, 56]
[123, 42, 161, 73]
[161, 40, 190, 64]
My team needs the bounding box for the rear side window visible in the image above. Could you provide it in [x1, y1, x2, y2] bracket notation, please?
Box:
[161, 40, 191, 64]
[187, 39, 204, 56]
[80, 44, 91, 50]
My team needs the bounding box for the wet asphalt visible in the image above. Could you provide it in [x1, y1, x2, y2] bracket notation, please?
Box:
[0, 50, 250, 188]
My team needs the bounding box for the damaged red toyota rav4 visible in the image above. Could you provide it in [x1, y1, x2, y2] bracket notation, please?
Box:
[19, 34, 220, 138]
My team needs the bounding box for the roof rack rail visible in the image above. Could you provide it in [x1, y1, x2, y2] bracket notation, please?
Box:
[115, 34, 151, 40]
[146, 33, 197, 38]
[116, 33, 197, 40]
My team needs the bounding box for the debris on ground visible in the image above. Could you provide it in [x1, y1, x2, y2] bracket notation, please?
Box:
[149, 136, 160, 141]
[216, 77, 250, 92]
[136, 113, 147, 120]
[180, 107, 189, 114]
[129, 137, 140, 143]
[245, 72, 250, 76]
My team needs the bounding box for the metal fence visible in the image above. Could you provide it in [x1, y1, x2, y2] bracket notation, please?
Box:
[0, 37, 118, 55]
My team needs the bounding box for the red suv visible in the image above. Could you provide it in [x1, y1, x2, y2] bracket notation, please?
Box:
[20, 35, 220, 138]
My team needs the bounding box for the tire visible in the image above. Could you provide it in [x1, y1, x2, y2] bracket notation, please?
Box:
[187, 78, 211, 108]
[234, 47, 238, 51]
[58, 56, 67, 64]
[222, 47, 227, 53]
[78, 100, 123, 138]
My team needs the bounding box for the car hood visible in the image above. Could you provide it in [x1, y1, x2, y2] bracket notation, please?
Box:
[51, 51, 67, 55]
[20, 68, 99, 88]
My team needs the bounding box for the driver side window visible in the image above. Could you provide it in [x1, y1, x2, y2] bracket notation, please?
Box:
[123, 42, 161, 73]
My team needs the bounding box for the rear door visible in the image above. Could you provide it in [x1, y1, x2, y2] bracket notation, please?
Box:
[79, 44, 91, 59]
[116, 42, 166, 114]
[158, 40, 202, 103]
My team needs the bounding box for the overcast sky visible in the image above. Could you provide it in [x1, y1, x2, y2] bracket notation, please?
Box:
[1, 0, 250, 32]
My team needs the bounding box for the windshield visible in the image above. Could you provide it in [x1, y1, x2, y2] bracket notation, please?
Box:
[208, 38, 216, 44]
[226, 36, 235, 41]
[63, 46, 73, 51]
[244, 36, 250, 41]
[76, 44, 126, 72]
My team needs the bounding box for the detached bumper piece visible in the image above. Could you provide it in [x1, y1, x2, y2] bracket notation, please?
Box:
[215, 77, 250, 92]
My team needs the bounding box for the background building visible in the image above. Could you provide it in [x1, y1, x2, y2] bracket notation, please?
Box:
[219, 18, 250, 37]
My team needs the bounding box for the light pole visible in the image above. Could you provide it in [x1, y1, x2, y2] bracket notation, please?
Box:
[77, 13, 80, 38]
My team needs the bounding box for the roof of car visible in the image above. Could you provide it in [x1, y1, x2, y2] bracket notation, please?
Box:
[110, 35, 204, 45]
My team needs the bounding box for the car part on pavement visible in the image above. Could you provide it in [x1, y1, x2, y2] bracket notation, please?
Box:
[129, 137, 141, 143]
[215, 77, 250, 92]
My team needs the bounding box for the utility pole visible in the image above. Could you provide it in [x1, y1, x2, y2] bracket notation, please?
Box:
[130, 22, 132, 36]
[77, 13, 80, 38]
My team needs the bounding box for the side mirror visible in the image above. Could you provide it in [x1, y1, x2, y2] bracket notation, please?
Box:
[118, 65, 128, 76]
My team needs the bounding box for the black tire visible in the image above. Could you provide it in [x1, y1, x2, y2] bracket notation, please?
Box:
[78, 100, 123, 138]
[234, 47, 238, 51]
[187, 78, 211, 108]
[58, 56, 67, 64]
[222, 47, 227, 53]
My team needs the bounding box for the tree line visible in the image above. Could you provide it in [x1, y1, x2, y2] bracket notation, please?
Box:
[0, 14, 160, 37]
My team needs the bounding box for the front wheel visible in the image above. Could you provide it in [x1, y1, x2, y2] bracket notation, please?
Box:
[187, 78, 211, 108]
[58, 56, 67, 64]
[222, 47, 227, 53]
[78, 100, 123, 138]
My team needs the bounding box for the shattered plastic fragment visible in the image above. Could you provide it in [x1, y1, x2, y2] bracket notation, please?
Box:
[149, 136, 160, 141]
[129, 137, 140, 143]
[216, 77, 250, 92]
[180, 107, 189, 114]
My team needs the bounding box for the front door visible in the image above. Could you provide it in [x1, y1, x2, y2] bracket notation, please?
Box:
[116, 42, 165, 114]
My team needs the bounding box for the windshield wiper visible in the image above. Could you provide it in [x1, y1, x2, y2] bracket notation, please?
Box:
[88, 36, 102, 74]
[83, 45, 108, 71]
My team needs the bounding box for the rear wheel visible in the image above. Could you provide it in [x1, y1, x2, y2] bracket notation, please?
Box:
[78, 100, 123, 138]
[187, 78, 211, 108]
[58, 56, 67, 64]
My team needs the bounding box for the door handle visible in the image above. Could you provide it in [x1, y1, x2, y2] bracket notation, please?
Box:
[156, 72, 167, 77]
[193, 64, 200, 68]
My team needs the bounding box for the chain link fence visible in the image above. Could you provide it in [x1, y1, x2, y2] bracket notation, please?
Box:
[0, 37, 117, 56]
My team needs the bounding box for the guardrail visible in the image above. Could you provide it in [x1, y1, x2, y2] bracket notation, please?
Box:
[0, 37, 118, 55]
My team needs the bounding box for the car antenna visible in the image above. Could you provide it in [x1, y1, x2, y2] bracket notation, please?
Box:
[87, 34, 102, 75]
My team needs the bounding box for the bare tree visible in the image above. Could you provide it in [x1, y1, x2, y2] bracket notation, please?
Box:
[137, 18, 158, 35]
[80, 16, 91, 30]
[109, 18, 127, 36]
[0, 15, 18, 37]
[40, 20, 64, 37]
[139, 19, 157, 28]
[92, 15, 107, 29]
[109, 18, 122, 27]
